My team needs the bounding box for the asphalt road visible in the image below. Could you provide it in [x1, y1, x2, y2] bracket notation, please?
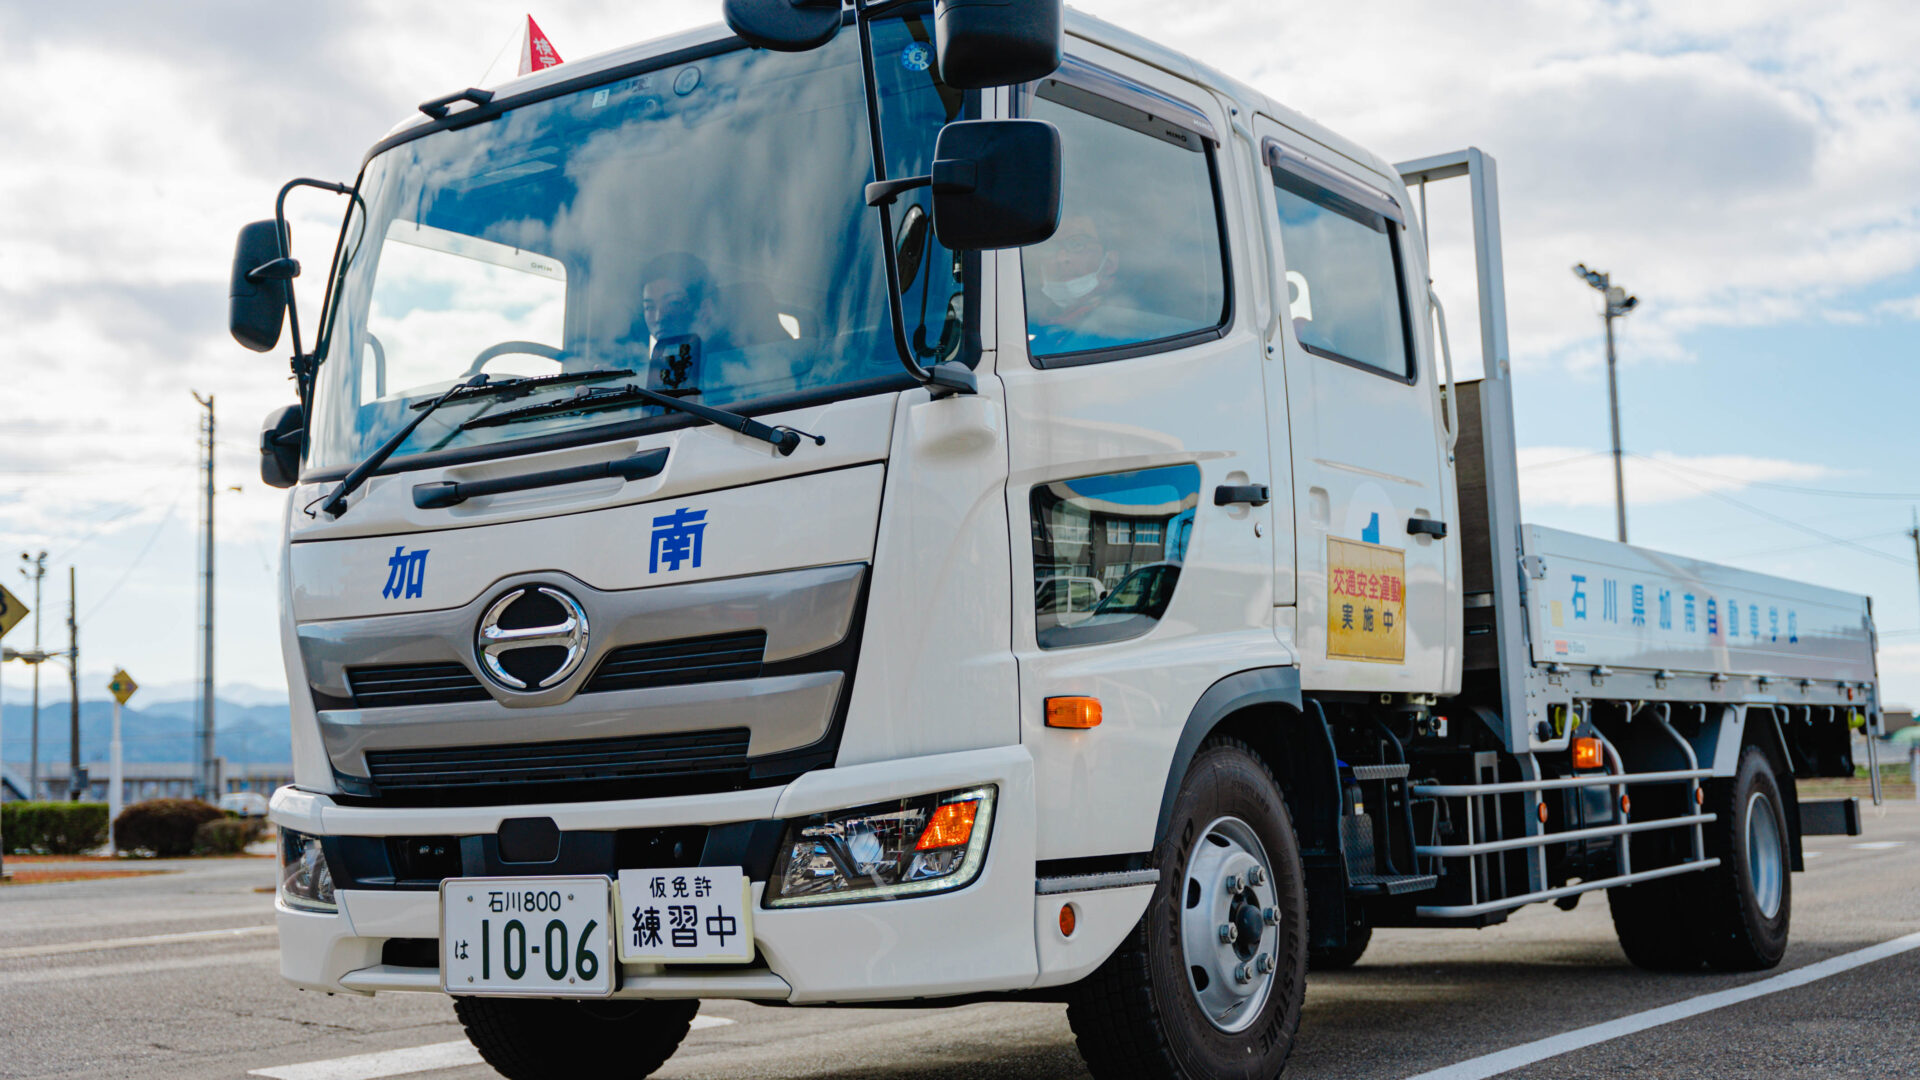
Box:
[3, 801, 1916, 1080]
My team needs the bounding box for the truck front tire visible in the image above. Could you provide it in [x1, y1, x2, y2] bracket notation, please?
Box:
[1067, 737, 1307, 1080]
[453, 996, 698, 1080]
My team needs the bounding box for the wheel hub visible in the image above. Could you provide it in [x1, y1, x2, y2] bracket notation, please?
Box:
[1181, 816, 1279, 1033]
[1745, 791, 1784, 919]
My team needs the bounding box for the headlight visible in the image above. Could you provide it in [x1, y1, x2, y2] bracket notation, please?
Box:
[765, 786, 995, 908]
[278, 828, 337, 912]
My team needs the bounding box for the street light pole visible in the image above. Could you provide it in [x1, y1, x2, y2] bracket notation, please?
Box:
[1574, 265, 1638, 543]
[20, 552, 47, 798]
[66, 566, 80, 801]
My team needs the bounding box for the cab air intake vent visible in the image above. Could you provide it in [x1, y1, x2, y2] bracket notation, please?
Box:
[346, 662, 490, 709]
[582, 630, 767, 694]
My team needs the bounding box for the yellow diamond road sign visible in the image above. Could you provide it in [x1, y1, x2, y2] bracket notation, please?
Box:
[109, 669, 138, 706]
[0, 584, 26, 641]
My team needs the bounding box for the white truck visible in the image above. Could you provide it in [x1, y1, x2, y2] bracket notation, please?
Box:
[232, 3, 1885, 1077]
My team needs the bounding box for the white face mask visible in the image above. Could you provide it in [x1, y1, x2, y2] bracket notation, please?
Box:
[1040, 269, 1102, 305]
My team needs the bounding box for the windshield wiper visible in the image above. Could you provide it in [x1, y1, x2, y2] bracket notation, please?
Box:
[408, 367, 632, 410]
[460, 382, 823, 457]
[315, 373, 494, 517]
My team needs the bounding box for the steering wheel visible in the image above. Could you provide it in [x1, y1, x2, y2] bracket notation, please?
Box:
[463, 340, 566, 377]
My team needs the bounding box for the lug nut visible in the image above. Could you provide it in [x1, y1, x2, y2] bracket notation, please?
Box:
[1224, 874, 1240, 892]
[1247, 866, 1265, 887]
[1219, 923, 1238, 944]
[1263, 907, 1278, 925]
[1255, 953, 1274, 974]
[1234, 963, 1252, 984]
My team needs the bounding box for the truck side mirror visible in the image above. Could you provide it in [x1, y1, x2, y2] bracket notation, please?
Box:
[930, 119, 1062, 251]
[722, 0, 842, 52]
[260, 404, 304, 489]
[934, 0, 1062, 89]
[230, 220, 293, 353]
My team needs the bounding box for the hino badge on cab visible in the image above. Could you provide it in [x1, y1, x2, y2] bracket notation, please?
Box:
[234, 3, 1885, 1077]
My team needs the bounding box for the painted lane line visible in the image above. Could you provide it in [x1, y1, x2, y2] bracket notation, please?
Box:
[0, 948, 281, 988]
[247, 1017, 735, 1080]
[1852, 840, 1906, 850]
[0, 923, 273, 959]
[1403, 930, 1920, 1080]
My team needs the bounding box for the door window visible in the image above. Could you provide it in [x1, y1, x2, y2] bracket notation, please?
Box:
[1271, 163, 1413, 380]
[1022, 81, 1229, 364]
[1031, 465, 1200, 648]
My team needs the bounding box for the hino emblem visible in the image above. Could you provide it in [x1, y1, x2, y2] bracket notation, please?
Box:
[476, 585, 590, 691]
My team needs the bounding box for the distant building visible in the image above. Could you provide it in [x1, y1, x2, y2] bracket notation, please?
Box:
[3, 761, 293, 803]
[1883, 708, 1914, 734]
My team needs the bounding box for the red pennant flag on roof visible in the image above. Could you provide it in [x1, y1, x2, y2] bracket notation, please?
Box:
[519, 15, 563, 76]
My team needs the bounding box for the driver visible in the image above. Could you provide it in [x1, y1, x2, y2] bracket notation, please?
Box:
[639, 252, 737, 358]
[1025, 214, 1179, 356]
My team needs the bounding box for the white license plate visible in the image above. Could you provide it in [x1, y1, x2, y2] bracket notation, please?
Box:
[617, 867, 755, 964]
[441, 876, 614, 997]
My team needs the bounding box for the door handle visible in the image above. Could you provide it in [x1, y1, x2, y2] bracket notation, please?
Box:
[1214, 484, 1271, 507]
[1407, 517, 1448, 538]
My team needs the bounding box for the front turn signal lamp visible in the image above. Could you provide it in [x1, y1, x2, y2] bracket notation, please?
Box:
[1046, 696, 1102, 729]
[1572, 736, 1605, 771]
[766, 786, 995, 908]
[278, 828, 337, 913]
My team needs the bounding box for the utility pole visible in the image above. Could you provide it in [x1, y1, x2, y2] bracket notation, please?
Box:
[1574, 264, 1639, 543]
[1908, 508, 1920, 625]
[19, 551, 46, 798]
[66, 567, 80, 801]
[192, 392, 217, 801]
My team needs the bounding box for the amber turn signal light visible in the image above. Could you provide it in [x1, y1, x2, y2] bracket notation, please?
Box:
[1046, 696, 1102, 729]
[1572, 736, 1604, 770]
[915, 799, 980, 851]
[1059, 903, 1077, 938]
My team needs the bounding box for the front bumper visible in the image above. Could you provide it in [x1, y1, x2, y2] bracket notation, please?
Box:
[270, 744, 1046, 1004]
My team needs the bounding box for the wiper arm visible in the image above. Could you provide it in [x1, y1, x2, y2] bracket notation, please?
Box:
[408, 367, 632, 410]
[460, 383, 823, 457]
[316, 374, 491, 518]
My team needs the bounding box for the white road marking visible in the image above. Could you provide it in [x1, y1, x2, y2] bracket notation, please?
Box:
[1803, 851, 1823, 858]
[0, 923, 273, 959]
[0, 948, 281, 988]
[248, 1017, 734, 1080]
[1852, 840, 1906, 850]
[1403, 930, 1920, 1080]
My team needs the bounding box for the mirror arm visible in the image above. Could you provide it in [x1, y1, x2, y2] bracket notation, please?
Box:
[271, 177, 355, 420]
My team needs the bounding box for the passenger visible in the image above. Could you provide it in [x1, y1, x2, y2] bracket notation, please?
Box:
[1025, 215, 1182, 356]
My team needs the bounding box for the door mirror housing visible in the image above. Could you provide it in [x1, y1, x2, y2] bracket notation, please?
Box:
[260, 404, 304, 489]
[930, 119, 1061, 251]
[934, 0, 1062, 89]
[722, 0, 842, 52]
[230, 220, 292, 353]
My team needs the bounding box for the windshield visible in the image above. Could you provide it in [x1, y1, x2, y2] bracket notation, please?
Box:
[307, 15, 970, 475]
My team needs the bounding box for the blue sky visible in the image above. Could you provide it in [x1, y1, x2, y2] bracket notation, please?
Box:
[2, 0, 1916, 710]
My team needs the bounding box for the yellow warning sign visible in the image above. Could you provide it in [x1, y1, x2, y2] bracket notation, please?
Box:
[0, 584, 26, 641]
[1327, 537, 1406, 663]
[108, 669, 139, 706]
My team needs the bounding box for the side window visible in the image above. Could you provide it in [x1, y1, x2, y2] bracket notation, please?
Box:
[1022, 81, 1228, 363]
[1271, 160, 1413, 380]
[1031, 465, 1201, 648]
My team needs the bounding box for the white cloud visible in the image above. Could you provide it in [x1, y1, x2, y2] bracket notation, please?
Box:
[1517, 446, 1831, 509]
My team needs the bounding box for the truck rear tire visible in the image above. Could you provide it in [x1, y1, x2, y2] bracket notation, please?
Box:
[453, 996, 698, 1080]
[1607, 877, 1704, 971]
[1066, 737, 1307, 1080]
[1696, 746, 1792, 971]
[1308, 914, 1371, 971]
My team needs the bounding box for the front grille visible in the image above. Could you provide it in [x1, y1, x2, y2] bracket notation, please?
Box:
[583, 630, 767, 694]
[346, 662, 489, 708]
[362, 728, 753, 803]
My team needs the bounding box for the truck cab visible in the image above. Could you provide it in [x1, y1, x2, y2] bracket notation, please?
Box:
[240, 6, 1878, 1080]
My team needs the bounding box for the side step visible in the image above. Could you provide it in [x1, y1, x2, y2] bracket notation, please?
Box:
[1799, 797, 1862, 837]
[1349, 873, 1438, 896]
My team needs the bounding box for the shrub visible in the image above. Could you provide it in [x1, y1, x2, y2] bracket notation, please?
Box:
[193, 816, 265, 855]
[1, 801, 110, 855]
[113, 798, 223, 857]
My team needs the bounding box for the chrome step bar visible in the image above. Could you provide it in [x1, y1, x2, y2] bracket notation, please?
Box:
[1416, 858, 1722, 919]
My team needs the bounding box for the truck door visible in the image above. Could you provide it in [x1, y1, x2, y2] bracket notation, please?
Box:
[999, 53, 1279, 860]
[1255, 120, 1456, 693]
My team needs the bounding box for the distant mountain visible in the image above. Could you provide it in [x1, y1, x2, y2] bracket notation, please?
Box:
[0, 697, 293, 765]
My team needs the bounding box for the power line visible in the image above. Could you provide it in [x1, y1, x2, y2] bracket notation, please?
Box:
[79, 495, 184, 626]
[1721, 529, 1908, 561]
[1627, 453, 1920, 501]
[1517, 451, 1609, 473]
[1630, 456, 1912, 569]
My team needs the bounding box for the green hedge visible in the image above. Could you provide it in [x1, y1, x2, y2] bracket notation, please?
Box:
[2, 801, 110, 855]
[193, 816, 265, 855]
[114, 798, 224, 857]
